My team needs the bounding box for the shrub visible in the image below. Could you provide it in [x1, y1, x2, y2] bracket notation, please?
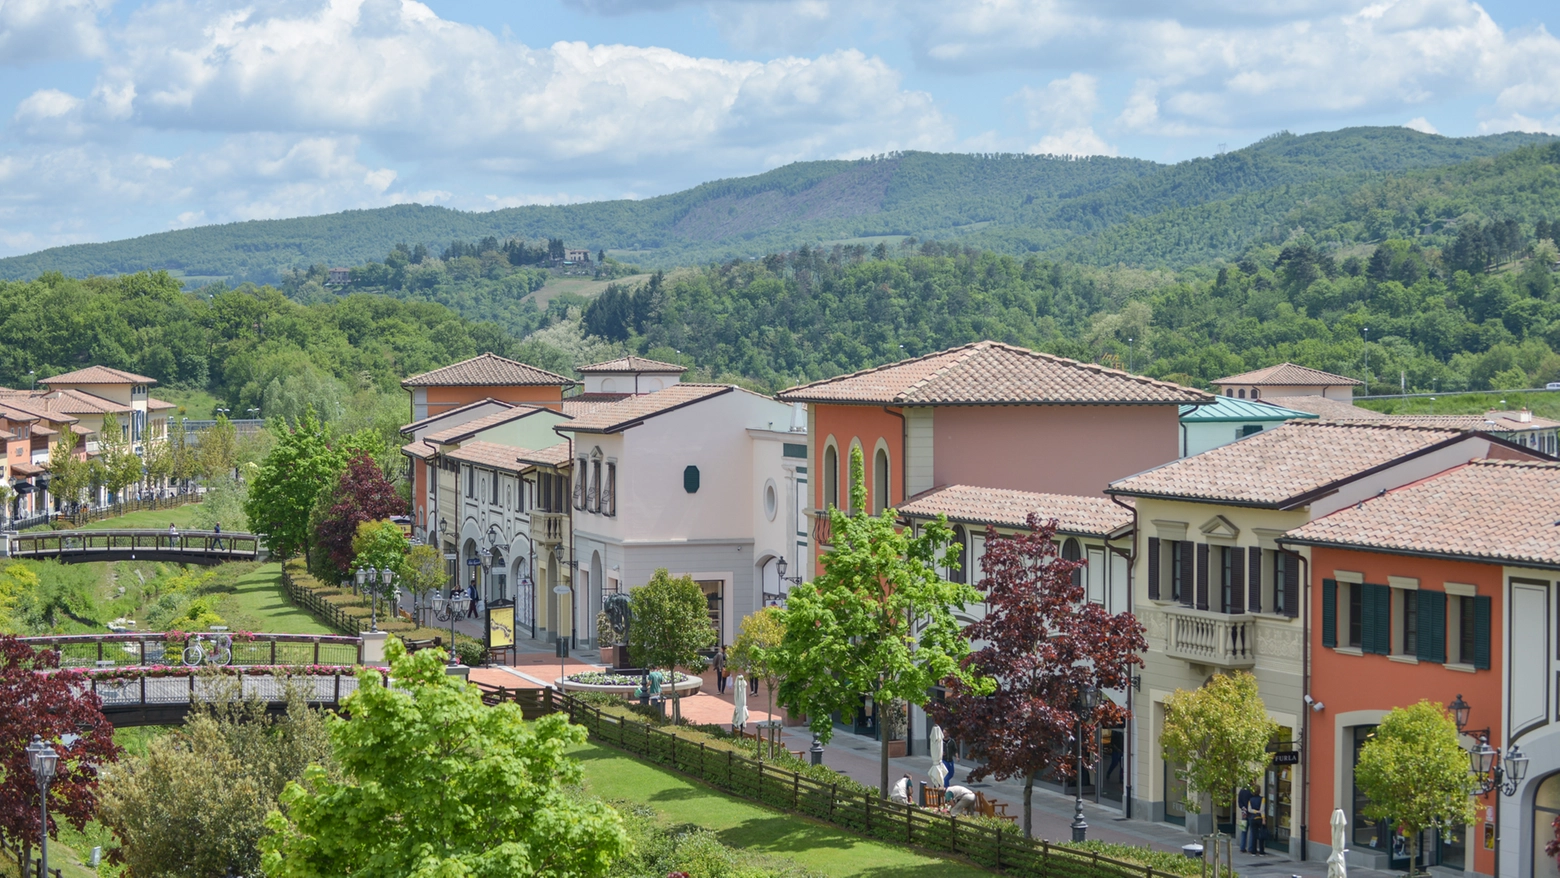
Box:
[608, 802, 821, 878]
[1060, 840, 1216, 877]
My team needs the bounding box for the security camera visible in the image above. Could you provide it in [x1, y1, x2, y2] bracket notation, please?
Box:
[1303, 694, 1314, 704]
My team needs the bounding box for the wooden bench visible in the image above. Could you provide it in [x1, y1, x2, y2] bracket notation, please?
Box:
[976, 792, 1018, 824]
[403, 637, 441, 653]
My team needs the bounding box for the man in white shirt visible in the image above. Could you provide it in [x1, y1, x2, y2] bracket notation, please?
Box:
[890, 773, 912, 804]
[944, 785, 978, 815]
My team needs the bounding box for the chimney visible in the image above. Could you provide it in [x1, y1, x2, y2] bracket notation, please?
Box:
[1520, 408, 1533, 423]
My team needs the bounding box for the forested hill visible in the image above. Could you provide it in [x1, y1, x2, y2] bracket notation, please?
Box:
[1, 127, 1551, 284]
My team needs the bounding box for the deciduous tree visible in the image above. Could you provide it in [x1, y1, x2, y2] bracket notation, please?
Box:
[261, 638, 629, 877]
[773, 445, 988, 797]
[731, 606, 786, 721]
[314, 452, 408, 578]
[196, 414, 239, 481]
[0, 636, 119, 875]
[930, 516, 1146, 838]
[1355, 701, 1477, 877]
[1160, 671, 1277, 852]
[244, 408, 345, 565]
[397, 543, 445, 626]
[46, 434, 86, 510]
[96, 413, 142, 501]
[628, 569, 715, 724]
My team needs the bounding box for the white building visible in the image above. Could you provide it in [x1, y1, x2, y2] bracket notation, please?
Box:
[554, 381, 806, 648]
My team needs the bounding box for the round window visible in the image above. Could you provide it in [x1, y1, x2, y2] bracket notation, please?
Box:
[764, 481, 778, 521]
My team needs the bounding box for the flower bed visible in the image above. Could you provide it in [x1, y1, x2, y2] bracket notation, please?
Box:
[559, 670, 702, 696]
[566, 671, 693, 687]
[66, 664, 363, 681]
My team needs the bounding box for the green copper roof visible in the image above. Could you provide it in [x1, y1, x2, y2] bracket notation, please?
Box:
[1179, 396, 1319, 423]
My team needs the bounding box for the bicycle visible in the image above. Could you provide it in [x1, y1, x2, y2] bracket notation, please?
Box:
[182, 627, 233, 667]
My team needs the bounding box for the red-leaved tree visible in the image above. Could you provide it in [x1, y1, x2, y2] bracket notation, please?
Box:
[0, 636, 120, 873]
[314, 453, 408, 578]
[929, 516, 1147, 838]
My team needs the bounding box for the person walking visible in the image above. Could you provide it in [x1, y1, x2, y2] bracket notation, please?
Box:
[714, 645, 728, 694]
[1238, 786, 1254, 853]
[466, 583, 479, 618]
[748, 670, 759, 696]
[212, 521, 223, 551]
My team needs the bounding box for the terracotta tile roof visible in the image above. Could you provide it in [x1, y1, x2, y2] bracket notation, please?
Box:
[424, 406, 557, 445]
[515, 442, 573, 468]
[577, 356, 689, 374]
[400, 398, 516, 434]
[1180, 396, 1317, 423]
[1108, 421, 1473, 507]
[0, 394, 80, 423]
[400, 353, 574, 388]
[897, 485, 1134, 537]
[46, 390, 128, 415]
[777, 341, 1211, 406]
[147, 397, 177, 411]
[1212, 363, 1363, 387]
[0, 431, 13, 441]
[563, 395, 628, 417]
[1260, 396, 1378, 419]
[0, 403, 40, 423]
[39, 365, 157, 386]
[444, 440, 527, 473]
[1281, 459, 1560, 568]
[400, 440, 436, 460]
[556, 384, 735, 434]
[9, 462, 44, 476]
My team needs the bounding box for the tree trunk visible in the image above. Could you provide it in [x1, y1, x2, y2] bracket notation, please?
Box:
[1409, 830, 1420, 878]
[880, 725, 890, 799]
[671, 666, 682, 724]
[1023, 770, 1036, 839]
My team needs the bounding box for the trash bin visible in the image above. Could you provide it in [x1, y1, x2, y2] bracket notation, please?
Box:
[1182, 843, 1204, 859]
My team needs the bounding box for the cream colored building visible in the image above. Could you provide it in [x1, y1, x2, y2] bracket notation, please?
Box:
[1109, 421, 1542, 860]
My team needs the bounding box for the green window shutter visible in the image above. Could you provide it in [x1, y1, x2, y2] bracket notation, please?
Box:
[1474, 595, 1491, 669]
[1179, 542, 1195, 607]
[1228, 547, 1246, 614]
[1196, 543, 1210, 611]
[1282, 552, 1300, 618]
[1147, 537, 1160, 601]
[1362, 583, 1391, 655]
[1417, 590, 1446, 663]
[1321, 579, 1337, 648]
[1248, 549, 1263, 614]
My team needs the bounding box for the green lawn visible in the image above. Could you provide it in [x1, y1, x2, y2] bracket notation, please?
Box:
[78, 502, 204, 531]
[1359, 389, 1560, 418]
[573, 743, 990, 878]
[205, 561, 332, 635]
[532, 273, 650, 308]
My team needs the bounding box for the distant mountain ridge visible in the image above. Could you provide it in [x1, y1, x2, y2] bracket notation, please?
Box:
[1, 127, 1552, 283]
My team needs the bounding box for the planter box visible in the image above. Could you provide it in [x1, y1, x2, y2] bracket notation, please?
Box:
[887, 739, 907, 758]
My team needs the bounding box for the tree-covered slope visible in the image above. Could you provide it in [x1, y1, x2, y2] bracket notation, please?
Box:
[1, 127, 1549, 284]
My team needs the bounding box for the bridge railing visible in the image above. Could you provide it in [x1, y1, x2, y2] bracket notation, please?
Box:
[81, 667, 366, 712]
[6, 529, 260, 560]
[20, 633, 364, 669]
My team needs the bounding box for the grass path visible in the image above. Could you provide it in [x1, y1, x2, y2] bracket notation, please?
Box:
[574, 742, 991, 878]
[205, 561, 332, 635]
[77, 503, 203, 531]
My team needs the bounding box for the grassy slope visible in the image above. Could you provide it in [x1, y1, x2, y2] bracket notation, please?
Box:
[532, 273, 651, 308]
[77, 503, 203, 531]
[574, 742, 990, 878]
[1356, 390, 1560, 418]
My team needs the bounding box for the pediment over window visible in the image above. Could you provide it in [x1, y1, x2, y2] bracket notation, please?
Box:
[1198, 514, 1239, 540]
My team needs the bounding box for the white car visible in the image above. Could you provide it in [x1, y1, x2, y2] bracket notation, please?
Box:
[1547, 382, 1560, 391]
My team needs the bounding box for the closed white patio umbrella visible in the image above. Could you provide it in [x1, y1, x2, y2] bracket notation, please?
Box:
[1327, 808, 1348, 878]
[732, 674, 749, 732]
[929, 725, 948, 786]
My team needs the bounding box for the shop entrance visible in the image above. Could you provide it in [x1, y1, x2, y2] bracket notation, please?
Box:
[1264, 726, 1295, 853]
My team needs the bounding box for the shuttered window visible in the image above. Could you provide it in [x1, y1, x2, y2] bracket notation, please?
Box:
[1195, 543, 1210, 611]
[1416, 590, 1446, 663]
[1247, 549, 1263, 614]
[1362, 583, 1392, 655]
[1147, 537, 1160, 600]
[1177, 542, 1193, 607]
[1473, 595, 1491, 669]
[1321, 579, 1337, 647]
[1228, 547, 1246, 614]
[1281, 551, 1300, 618]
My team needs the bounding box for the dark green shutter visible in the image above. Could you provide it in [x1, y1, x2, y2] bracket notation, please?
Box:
[1179, 542, 1195, 607]
[1417, 590, 1446, 663]
[1228, 547, 1246, 614]
[1321, 580, 1337, 648]
[1196, 543, 1210, 611]
[1473, 595, 1491, 669]
[1147, 537, 1160, 601]
[1362, 583, 1391, 655]
[1248, 549, 1263, 613]
[1282, 552, 1300, 618]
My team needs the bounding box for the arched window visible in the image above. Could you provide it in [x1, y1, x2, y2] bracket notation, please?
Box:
[823, 445, 838, 511]
[1062, 538, 1082, 589]
[873, 448, 890, 515]
[1238, 388, 1247, 399]
[1251, 388, 1260, 399]
[948, 525, 967, 584]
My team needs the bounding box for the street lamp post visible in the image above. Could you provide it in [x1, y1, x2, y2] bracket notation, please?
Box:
[1451, 693, 1528, 878]
[1071, 684, 1098, 843]
[379, 567, 395, 631]
[27, 734, 57, 878]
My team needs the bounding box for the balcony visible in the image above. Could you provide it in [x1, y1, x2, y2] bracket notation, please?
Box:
[530, 511, 567, 545]
[810, 509, 832, 546]
[1162, 605, 1256, 669]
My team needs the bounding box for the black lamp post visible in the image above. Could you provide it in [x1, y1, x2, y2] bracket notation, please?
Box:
[27, 734, 57, 877]
[1451, 692, 1528, 796]
[1071, 684, 1098, 842]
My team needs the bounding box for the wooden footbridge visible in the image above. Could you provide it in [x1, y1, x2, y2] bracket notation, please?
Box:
[23, 633, 368, 726]
[3, 529, 262, 565]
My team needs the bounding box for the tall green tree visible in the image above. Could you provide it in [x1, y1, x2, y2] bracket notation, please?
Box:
[96, 413, 142, 501]
[773, 445, 988, 797]
[261, 638, 629, 877]
[46, 433, 87, 510]
[1355, 701, 1477, 877]
[628, 569, 715, 724]
[397, 543, 446, 627]
[196, 414, 239, 481]
[243, 408, 345, 565]
[1160, 672, 1278, 852]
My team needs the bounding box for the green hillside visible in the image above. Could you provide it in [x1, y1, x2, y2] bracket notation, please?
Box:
[0, 127, 1550, 284]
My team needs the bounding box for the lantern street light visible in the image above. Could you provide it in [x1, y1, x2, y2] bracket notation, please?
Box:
[27, 734, 58, 878]
[379, 566, 395, 632]
[1071, 684, 1099, 842]
[1450, 694, 1528, 797]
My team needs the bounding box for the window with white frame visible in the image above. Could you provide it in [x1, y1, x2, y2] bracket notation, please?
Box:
[604, 462, 616, 516]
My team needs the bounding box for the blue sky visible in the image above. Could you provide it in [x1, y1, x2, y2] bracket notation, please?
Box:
[1, 0, 1557, 258]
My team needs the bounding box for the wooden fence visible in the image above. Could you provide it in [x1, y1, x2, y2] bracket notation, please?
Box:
[282, 567, 373, 636]
[57, 492, 202, 528]
[478, 685, 1181, 878]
